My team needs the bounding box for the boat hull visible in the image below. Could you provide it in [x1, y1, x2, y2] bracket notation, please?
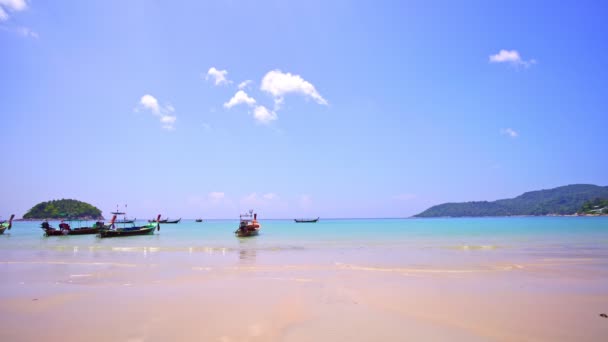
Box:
[98, 226, 156, 238]
[0, 227, 6, 235]
[43, 229, 70, 236]
[235, 229, 259, 237]
[294, 218, 319, 223]
[149, 218, 180, 224]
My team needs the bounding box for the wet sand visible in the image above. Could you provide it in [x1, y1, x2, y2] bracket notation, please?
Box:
[1, 253, 608, 341]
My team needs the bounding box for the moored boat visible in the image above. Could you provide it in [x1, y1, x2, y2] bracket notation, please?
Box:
[235, 210, 260, 237]
[111, 205, 135, 224]
[195, 219, 203, 222]
[148, 217, 180, 224]
[41, 219, 104, 236]
[0, 214, 15, 234]
[99, 214, 161, 238]
[294, 217, 319, 223]
[115, 218, 136, 224]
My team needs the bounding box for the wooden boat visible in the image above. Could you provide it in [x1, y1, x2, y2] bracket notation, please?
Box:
[41, 219, 104, 236]
[98, 214, 161, 238]
[294, 217, 319, 223]
[0, 214, 14, 234]
[195, 219, 203, 222]
[114, 218, 136, 224]
[235, 210, 260, 237]
[111, 205, 135, 224]
[148, 218, 180, 224]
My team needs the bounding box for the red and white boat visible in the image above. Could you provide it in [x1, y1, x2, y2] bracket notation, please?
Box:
[235, 210, 261, 237]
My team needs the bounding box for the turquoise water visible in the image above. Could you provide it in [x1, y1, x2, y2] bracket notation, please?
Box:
[1, 217, 607, 265]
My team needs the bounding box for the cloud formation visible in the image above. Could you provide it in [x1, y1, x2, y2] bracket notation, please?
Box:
[253, 105, 277, 124]
[210, 68, 328, 125]
[137, 94, 177, 130]
[489, 50, 536, 68]
[0, 0, 27, 21]
[238, 80, 252, 90]
[500, 128, 518, 138]
[224, 90, 256, 109]
[206, 67, 230, 86]
[261, 70, 328, 106]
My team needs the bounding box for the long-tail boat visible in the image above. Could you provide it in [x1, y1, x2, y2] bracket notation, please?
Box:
[148, 217, 180, 224]
[235, 210, 260, 237]
[195, 219, 203, 223]
[98, 214, 161, 238]
[41, 219, 104, 236]
[294, 217, 319, 223]
[0, 214, 14, 234]
[111, 204, 136, 224]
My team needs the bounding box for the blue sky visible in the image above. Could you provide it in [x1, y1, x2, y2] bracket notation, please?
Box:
[1, 0, 607, 219]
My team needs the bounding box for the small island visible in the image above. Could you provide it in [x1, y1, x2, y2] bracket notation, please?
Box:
[23, 199, 103, 220]
[415, 184, 608, 218]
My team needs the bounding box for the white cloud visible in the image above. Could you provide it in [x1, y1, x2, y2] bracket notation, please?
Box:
[224, 90, 256, 109]
[261, 70, 328, 106]
[253, 105, 277, 124]
[205, 67, 231, 86]
[213, 69, 328, 125]
[0, 0, 27, 21]
[140, 94, 160, 114]
[500, 128, 518, 138]
[489, 50, 536, 68]
[137, 94, 176, 130]
[238, 80, 253, 89]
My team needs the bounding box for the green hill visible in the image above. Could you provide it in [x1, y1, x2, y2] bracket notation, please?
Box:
[415, 184, 608, 217]
[579, 198, 608, 215]
[23, 199, 103, 220]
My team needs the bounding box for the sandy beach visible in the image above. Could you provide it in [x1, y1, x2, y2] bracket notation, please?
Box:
[2, 237, 608, 341]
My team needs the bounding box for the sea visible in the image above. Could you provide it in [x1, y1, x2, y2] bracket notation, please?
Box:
[2, 217, 608, 273]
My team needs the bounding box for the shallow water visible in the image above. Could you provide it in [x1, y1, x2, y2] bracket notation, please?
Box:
[2, 217, 608, 267]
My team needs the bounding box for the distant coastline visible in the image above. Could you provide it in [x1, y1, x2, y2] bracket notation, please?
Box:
[415, 184, 608, 218]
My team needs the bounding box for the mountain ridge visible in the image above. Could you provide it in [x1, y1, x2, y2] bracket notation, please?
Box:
[414, 184, 608, 217]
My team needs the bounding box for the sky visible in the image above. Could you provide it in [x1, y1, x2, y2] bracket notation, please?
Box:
[1, 0, 607, 219]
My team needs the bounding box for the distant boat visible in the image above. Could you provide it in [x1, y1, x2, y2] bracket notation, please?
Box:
[195, 219, 203, 222]
[294, 217, 319, 223]
[99, 214, 161, 238]
[148, 218, 180, 224]
[111, 204, 135, 224]
[0, 214, 15, 234]
[235, 210, 260, 237]
[115, 218, 136, 224]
